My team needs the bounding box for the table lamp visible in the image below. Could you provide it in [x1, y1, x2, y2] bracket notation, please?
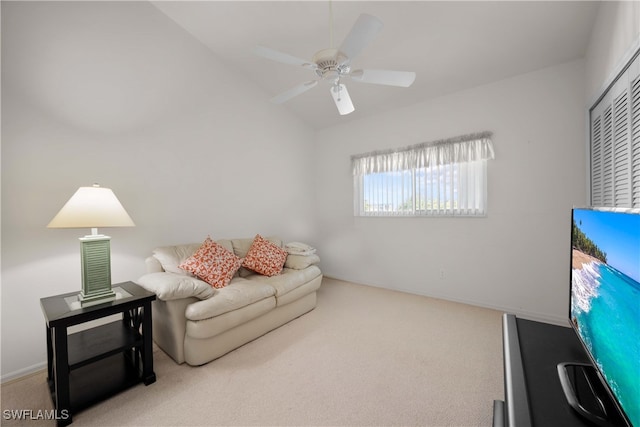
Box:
[47, 184, 135, 307]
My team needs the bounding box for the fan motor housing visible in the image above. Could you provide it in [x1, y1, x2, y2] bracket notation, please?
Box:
[312, 48, 350, 82]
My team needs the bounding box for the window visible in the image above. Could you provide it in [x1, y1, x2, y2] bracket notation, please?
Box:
[590, 49, 640, 208]
[352, 132, 494, 217]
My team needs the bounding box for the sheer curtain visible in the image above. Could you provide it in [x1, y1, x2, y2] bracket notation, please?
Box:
[352, 132, 495, 216]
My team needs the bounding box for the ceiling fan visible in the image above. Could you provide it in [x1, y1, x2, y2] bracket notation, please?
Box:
[254, 11, 416, 116]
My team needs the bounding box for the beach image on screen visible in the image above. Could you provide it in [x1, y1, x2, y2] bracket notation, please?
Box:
[570, 209, 640, 426]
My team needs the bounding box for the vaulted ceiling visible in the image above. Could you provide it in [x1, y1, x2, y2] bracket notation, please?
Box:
[152, 1, 599, 130]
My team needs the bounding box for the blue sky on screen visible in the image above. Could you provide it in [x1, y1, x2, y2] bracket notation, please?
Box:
[573, 209, 640, 283]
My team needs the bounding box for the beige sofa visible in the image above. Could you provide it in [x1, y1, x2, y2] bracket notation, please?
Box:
[136, 237, 322, 366]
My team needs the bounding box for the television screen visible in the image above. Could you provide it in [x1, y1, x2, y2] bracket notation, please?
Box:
[570, 208, 640, 427]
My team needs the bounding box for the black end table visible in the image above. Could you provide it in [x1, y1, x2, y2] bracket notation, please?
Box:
[40, 281, 156, 426]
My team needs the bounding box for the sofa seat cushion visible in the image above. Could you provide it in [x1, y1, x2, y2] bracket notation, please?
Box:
[246, 265, 321, 298]
[185, 278, 275, 321]
[186, 297, 276, 339]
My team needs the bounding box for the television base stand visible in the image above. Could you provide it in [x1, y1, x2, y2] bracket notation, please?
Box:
[558, 362, 627, 427]
[493, 314, 629, 427]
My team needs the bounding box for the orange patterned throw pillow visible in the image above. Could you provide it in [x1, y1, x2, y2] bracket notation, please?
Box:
[178, 237, 242, 288]
[242, 234, 287, 277]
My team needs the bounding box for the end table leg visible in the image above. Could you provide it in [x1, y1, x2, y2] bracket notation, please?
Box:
[53, 327, 72, 426]
[46, 325, 53, 383]
[141, 302, 156, 385]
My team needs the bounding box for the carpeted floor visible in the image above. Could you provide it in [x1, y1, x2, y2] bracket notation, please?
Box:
[1, 278, 504, 426]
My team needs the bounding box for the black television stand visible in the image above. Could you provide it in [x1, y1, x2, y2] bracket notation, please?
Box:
[493, 314, 628, 427]
[557, 362, 627, 427]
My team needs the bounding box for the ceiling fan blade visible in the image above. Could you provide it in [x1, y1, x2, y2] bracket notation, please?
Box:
[338, 14, 384, 63]
[349, 70, 416, 87]
[254, 45, 316, 70]
[270, 81, 318, 104]
[330, 84, 355, 115]
[350, 69, 416, 87]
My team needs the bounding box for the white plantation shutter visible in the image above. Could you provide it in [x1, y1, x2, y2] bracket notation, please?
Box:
[632, 73, 640, 207]
[590, 50, 640, 208]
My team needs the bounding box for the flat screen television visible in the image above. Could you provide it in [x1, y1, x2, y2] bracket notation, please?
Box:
[561, 207, 640, 427]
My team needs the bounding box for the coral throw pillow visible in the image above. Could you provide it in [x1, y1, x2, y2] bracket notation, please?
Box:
[179, 237, 242, 288]
[242, 234, 287, 277]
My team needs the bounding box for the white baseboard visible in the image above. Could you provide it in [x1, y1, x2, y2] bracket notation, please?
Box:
[323, 275, 570, 327]
[1, 362, 47, 385]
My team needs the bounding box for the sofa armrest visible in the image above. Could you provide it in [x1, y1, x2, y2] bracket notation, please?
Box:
[146, 256, 164, 273]
[136, 272, 215, 301]
[152, 297, 196, 364]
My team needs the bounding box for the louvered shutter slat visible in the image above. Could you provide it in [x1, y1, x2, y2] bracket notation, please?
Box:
[613, 92, 630, 206]
[602, 106, 614, 206]
[592, 117, 603, 205]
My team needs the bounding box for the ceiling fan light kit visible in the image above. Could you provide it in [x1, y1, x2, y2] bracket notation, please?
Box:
[330, 83, 355, 115]
[254, 12, 416, 116]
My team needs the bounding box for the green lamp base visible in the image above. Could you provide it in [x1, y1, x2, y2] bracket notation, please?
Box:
[79, 289, 116, 307]
[79, 235, 115, 307]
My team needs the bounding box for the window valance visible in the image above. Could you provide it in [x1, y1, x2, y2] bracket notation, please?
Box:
[351, 131, 495, 176]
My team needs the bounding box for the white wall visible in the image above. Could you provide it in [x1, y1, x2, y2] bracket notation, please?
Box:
[585, 1, 640, 104]
[1, 1, 315, 381]
[314, 59, 587, 324]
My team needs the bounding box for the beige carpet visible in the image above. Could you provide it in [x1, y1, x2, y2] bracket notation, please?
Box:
[1, 278, 504, 427]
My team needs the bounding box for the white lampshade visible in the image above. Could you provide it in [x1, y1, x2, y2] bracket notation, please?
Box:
[47, 185, 135, 229]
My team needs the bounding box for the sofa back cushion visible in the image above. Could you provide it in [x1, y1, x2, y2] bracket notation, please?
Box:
[178, 237, 242, 288]
[153, 243, 201, 275]
[241, 234, 288, 277]
[153, 237, 287, 279]
[231, 236, 282, 277]
[153, 240, 235, 275]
